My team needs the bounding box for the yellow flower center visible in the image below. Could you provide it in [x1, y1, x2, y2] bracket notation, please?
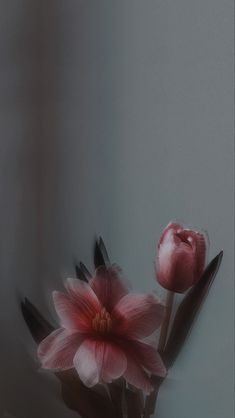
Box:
[92, 308, 112, 334]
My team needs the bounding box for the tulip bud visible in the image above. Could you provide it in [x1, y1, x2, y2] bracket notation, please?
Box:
[156, 222, 208, 293]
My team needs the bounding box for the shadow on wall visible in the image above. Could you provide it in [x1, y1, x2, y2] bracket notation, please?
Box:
[0, 2, 67, 417]
[0, 1, 119, 417]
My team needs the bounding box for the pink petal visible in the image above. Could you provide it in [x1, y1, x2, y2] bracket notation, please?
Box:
[123, 354, 153, 394]
[65, 279, 102, 316]
[90, 265, 128, 312]
[157, 236, 195, 293]
[53, 291, 84, 331]
[188, 230, 208, 283]
[38, 328, 82, 370]
[53, 291, 91, 333]
[159, 222, 182, 247]
[100, 341, 127, 383]
[113, 294, 165, 338]
[55, 280, 102, 332]
[128, 340, 166, 377]
[73, 339, 127, 387]
[73, 339, 100, 387]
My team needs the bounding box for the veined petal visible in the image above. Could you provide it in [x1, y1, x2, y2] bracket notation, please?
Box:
[38, 328, 82, 370]
[73, 339, 127, 387]
[53, 291, 87, 331]
[90, 265, 128, 312]
[100, 341, 127, 383]
[113, 294, 165, 338]
[73, 339, 99, 387]
[128, 340, 166, 377]
[60, 279, 102, 332]
[123, 354, 153, 394]
[65, 279, 102, 315]
[52, 290, 82, 331]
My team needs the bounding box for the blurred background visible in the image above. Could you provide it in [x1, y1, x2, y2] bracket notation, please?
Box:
[0, 1, 234, 417]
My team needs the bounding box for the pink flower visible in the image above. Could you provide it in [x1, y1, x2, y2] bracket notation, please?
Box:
[156, 222, 208, 293]
[38, 266, 166, 393]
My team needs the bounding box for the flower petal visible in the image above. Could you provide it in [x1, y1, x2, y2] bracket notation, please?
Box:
[38, 328, 82, 370]
[188, 230, 208, 282]
[65, 279, 102, 316]
[100, 341, 127, 383]
[73, 339, 127, 387]
[123, 354, 153, 394]
[158, 222, 182, 247]
[53, 291, 85, 331]
[73, 339, 100, 387]
[157, 222, 209, 293]
[56, 280, 101, 332]
[90, 265, 128, 312]
[53, 291, 95, 333]
[157, 234, 195, 293]
[113, 294, 165, 338]
[128, 340, 166, 377]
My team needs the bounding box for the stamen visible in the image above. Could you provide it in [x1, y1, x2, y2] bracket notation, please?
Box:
[92, 309, 112, 334]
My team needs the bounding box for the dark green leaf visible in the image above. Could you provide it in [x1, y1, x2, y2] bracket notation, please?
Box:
[80, 262, 92, 279]
[94, 237, 110, 269]
[21, 298, 54, 344]
[75, 264, 89, 282]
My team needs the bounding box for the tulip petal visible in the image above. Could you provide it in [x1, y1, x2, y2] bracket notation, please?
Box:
[157, 235, 195, 293]
[188, 231, 208, 282]
[157, 223, 209, 292]
[73, 339, 127, 387]
[90, 266, 128, 311]
[123, 354, 153, 394]
[113, 294, 165, 338]
[38, 328, 82, 370]
[159, 222, 182, 247]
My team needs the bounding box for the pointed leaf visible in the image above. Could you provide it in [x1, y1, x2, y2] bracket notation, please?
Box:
[163, 251, 223, 368]
[21, 298, 54, 344]
[99, 237, 110, 266]
[80, 262, 92, 279]
[75, 264, 88, 282]
[94, 237, 110, 268]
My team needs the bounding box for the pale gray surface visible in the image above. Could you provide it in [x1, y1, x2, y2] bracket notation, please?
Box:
[0, 1, 234, 417]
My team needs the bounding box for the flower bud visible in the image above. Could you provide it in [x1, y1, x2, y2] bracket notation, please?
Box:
[156, 222, 208, 293]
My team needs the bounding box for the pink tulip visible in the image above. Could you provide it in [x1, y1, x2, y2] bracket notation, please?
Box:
[38, 266, 166, 393]
[156, 222, 208, 293]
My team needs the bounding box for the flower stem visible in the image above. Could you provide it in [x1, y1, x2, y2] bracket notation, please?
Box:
[143, 290, 175, 418]
[158, 291, 175, 352]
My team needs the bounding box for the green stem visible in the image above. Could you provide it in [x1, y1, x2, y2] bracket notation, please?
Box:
[158, 291, 175, 352]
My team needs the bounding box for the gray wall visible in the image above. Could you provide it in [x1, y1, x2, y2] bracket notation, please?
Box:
[0, 1, 234, 417]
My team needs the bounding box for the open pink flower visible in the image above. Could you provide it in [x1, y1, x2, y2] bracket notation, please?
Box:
[38, 266, 166, 393]
[156, 222, 208, 293]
